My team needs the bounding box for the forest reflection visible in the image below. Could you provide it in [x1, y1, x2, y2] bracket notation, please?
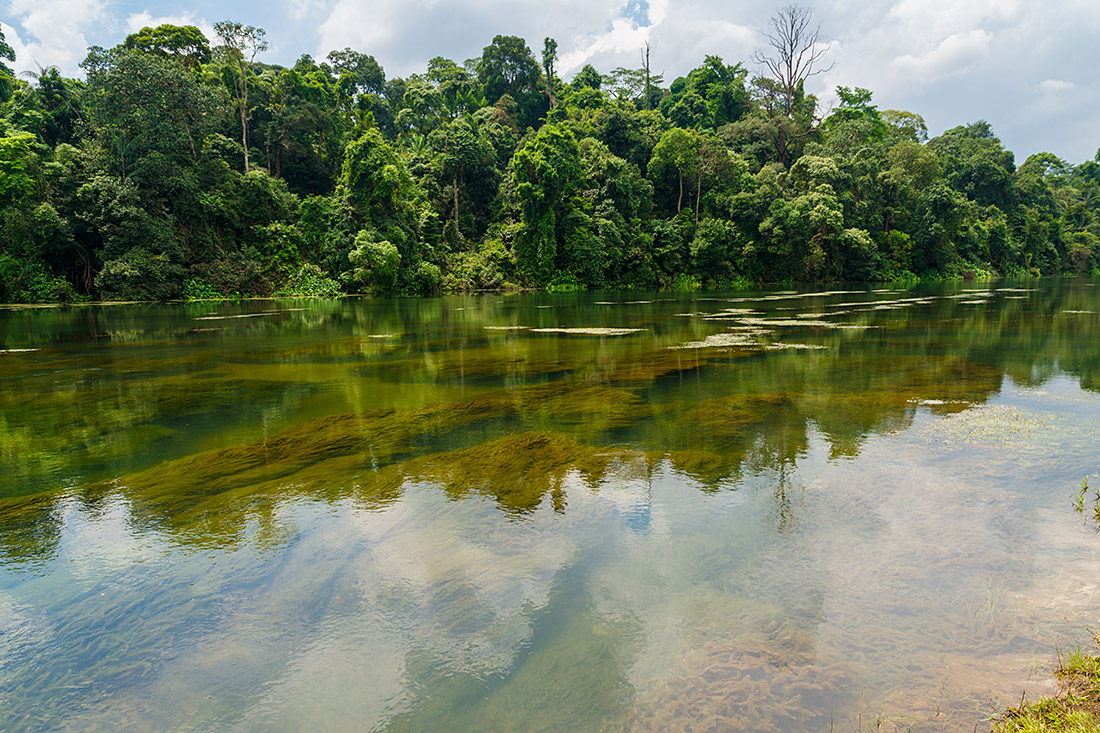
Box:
[2, 280, 1099, 731]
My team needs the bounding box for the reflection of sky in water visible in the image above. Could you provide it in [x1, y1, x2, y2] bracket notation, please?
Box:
[1, 280, 1100, 730]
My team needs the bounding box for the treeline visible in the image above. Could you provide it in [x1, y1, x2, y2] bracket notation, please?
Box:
[1, 20, 1098, 302]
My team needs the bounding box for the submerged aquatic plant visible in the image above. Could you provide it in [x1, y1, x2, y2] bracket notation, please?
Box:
[1074, 475, 1100, 528]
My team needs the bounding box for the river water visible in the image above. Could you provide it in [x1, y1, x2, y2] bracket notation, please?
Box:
[1, 279, 1099, 731]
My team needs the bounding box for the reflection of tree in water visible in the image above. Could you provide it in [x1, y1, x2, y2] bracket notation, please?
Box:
[0, 494, 63, 573]
[1, 279, 1094, 556]
[0, 346, 1010, 557]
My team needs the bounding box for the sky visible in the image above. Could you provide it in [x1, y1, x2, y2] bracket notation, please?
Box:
[3, 0, 1098, 164]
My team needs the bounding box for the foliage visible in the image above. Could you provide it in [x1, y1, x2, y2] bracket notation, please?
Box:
[0, 25, 1097, 304]
[274, 262, 342, 297]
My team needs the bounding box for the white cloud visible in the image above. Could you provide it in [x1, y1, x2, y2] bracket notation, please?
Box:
[1036, 78, 1074, 93]
[6, 0, 105, 74]
[558, 18, 650, 75]
[889, 29, 993, 83]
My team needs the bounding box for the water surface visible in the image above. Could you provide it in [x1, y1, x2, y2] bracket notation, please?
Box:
[2, 279, 1099, 731]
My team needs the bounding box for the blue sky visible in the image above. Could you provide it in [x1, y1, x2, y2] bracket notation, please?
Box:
[3, 0, 1098, 164]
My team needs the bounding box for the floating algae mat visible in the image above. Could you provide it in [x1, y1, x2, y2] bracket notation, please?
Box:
[2, 281, 1100, 731]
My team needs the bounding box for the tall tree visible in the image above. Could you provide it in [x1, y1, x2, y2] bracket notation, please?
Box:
[214, 21, 268, 171]
[641, 42, 653, 110]
[477, 35, 544, 128]
[0, 25, 15, 102]
[325, 48, 385, 95]
[752, 5, 831, 117]
[541, 37, 558, 109]
[124, 25, 211, 70]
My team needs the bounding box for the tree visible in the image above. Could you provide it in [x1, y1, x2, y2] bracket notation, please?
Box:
[753, 5, 832, 117]
[214, 21, 268, 171]
[648, 128, 700, 214]
[641, 42, 654, 111]
[326, 48, 385, 95]
[881, 109, 928, 143]
[86, 50, 228, 179]
[822, 86, 885, 140]
[477, 35, 544, 128]
[572, 64, 601, 91]
[426, 57, 478, 117]
[541, 37, 558, 108]
[0, 25, 15, 102]
[124, 25, 211, 70]
[661, 56, 747, 129]
[508, 123, 582, 282]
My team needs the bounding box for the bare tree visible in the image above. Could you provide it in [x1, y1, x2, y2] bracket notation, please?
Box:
[752, 5, 832, 117]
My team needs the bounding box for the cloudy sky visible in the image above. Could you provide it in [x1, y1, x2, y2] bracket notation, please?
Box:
[3, 0, 1097, 163]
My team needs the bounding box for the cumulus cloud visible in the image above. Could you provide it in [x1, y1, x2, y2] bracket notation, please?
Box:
[889, 29, 993, 83]
[315, 0, 625, 75]
[6, 0, 105, 74]
[1036, 79, 1074, 93]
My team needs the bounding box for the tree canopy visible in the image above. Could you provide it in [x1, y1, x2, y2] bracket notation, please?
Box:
[0, 21, 1096, 304]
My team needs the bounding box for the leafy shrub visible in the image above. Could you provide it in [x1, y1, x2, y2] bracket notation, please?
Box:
[274, 263, 342, 298]
[441, 239, 517, 292]
[95, 247, 185, 301]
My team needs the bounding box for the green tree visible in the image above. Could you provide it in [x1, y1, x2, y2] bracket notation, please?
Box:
[0, 131, 37, 208]
[541, 38, 559, 108]
[0, 24, 15, 102]
[572, 64, 602, 91]
[648, 128, 701, 214]
[325, 48, 385, 94]
[508, 123, 582, 282]
[347, 229, 400, 294]
[661, 56, 747, 129]
[214, 21, 268, 171]
[124, 25, 211, 70]
[478, 35, 545, 128]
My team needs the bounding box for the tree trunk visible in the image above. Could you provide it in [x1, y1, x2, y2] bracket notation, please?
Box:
[184, 121, 197, 160]
[696, 165, 702, 225]
[240, 104, 248, 171]
[239, 60, 250, 171]
[453, 170, 460, 238]
[677, 170, 683, 213]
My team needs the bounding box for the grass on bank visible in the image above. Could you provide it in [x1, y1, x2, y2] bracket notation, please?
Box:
[993, 476, 1100, 731]
[995, 641, 1100, 732]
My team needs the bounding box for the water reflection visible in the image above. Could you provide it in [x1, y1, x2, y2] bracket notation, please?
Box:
[1, 279, 1099, 730]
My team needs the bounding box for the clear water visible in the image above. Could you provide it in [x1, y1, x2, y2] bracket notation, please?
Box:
[2, 279, 1099, 731]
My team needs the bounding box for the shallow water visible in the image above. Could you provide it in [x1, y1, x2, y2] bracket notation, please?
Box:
[2, 279, 1099, 731]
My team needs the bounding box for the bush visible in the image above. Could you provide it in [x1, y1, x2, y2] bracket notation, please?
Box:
[441, 239, 518, 292]
[0, 253, 79, 303]
[183, 278, 220, 301]
[274, 264, 342, 298]
[95, 247, 185, 301]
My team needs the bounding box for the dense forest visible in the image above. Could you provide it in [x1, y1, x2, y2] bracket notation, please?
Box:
[1, 15, 1098, 303]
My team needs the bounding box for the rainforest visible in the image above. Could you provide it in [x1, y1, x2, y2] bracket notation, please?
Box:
[2, 20, 1099, 304]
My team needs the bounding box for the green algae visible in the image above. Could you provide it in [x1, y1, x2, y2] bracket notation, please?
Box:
[408, 432, 615, 514]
